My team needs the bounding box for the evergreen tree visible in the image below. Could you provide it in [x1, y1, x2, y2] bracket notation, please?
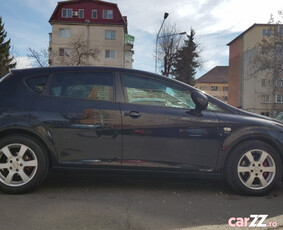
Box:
[0, 16, 16, 76]
[173, 28, 201, 86]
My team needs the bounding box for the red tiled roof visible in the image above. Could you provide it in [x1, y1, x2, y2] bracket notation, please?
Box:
[49, 0, 126, 26]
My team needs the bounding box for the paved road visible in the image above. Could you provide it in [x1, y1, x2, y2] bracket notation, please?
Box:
[0, 170, 282, 230]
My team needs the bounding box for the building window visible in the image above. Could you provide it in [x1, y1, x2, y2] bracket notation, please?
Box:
[223, 96, 228, 101]
[59, 48, 71, 57]
[261, 79, 270, 87]
[62, 9, 73, 18]
[199, 86, 206, 90]
[103, 10, 113, 19]
[262, 29, 271, 36]
[223, 86, 228, 91]
[59, 29, 70, 38]
[78, 9, 84, 18]
[105, 30, 116, 40]
[275, 78, 283, 87]
[260, 112, 270, 117]
[92, 10, 97, 19]
[211, 86, 218, 91]
[261, 95, 270, 103]
[105, 50, 115, 59]
[275, 94, 283, 103]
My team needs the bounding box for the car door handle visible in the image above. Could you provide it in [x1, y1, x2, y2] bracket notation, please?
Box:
[124, 111, 141, 119]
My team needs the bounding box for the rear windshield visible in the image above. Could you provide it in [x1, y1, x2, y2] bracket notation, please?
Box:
[0, 73, 12, 83]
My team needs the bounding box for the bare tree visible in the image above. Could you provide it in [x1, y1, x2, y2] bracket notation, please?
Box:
[251, 11, 283, 116]
[156, 23, 184, 77]
[50, 34, 100, 66]
[28, 47, 49, 67]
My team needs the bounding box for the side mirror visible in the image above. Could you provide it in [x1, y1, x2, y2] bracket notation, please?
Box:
[191, 91, 208, 114]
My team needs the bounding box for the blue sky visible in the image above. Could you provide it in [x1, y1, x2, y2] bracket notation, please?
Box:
[0, 0, 282, 77]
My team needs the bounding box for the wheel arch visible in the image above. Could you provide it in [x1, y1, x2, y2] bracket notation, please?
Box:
[221, 135, 283, 176]
[0, 128, 57, 168]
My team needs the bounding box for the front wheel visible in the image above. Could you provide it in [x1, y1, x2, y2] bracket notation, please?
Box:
[226, 141, 282, 196]
[0, 135, 49, 194]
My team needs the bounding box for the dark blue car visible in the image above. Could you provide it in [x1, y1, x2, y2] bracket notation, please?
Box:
[0, 67, 282, 195]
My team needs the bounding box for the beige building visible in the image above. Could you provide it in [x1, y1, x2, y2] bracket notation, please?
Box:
[195, 66, 229, 102]
[48, 0, 134, 68]
[227, 24, 283, 117]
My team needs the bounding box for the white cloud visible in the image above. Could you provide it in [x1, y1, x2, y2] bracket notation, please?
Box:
[15, 57, 34, 69]
[114, 0, 281, 75]
[2, 0, 282, 76]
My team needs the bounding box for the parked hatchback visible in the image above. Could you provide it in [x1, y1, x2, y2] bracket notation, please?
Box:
[0, 67, 282, 195]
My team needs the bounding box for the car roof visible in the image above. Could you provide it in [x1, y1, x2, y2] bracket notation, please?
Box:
[11, 66, 158, 78]
[11, 66, 197, 89]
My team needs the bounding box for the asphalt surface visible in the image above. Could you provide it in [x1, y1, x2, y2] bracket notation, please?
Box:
[0, 170, 282, 230]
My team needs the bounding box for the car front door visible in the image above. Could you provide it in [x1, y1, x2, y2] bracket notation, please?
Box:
[119, 73, 220, 171]
[30, 70, 122, 166]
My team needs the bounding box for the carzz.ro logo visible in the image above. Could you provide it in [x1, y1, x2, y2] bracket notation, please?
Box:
[228, 215, 278, 228]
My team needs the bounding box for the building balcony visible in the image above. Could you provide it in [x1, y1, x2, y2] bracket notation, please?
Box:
[125, 34, 135, 46]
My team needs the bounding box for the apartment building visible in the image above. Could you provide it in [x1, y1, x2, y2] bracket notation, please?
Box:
[227, 24, 283, 116]
[48, 0, 134, 68]
[195, 66, 229, 102]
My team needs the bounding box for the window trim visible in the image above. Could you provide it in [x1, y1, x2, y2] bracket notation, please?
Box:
[105, 30, 116, 40]
[102, 9, 113, 19]
[92, 9, 98, 19]
[59, 48, 71, 57]
[261, 94, 270, 104]
[275, 78, 283, 88]
[59, 28, 71, 38]
[275, 94, 283, 103]
[105, 50, 116, 59]
[62, 8, 73, 18]
[78, 9, 84, 18]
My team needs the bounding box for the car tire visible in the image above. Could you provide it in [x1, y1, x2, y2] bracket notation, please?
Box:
[225, 140, 282, 196]
[0, 135, 49, 194]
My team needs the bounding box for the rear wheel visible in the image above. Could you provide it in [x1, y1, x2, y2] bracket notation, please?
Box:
[0, 135, 48, 194]
[226, 141, 282, 196]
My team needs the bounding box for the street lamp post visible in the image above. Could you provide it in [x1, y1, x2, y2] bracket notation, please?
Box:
[155, 12, 169, 74]
[157, 31, 187, 39]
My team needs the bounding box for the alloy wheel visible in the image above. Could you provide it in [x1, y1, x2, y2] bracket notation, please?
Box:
[0, 143, 38, 187]
[237, 149, 276, 190]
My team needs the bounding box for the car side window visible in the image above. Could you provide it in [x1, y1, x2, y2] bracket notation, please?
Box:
[121, 74, 195, 109]
[50, 71, 114, 102]
[25, 75, 49, 94]
[207, 102, 224, 112]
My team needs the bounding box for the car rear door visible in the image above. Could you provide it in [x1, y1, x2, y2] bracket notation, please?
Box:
[119, 73, 220, 171]
[30, 70, 122, 167]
